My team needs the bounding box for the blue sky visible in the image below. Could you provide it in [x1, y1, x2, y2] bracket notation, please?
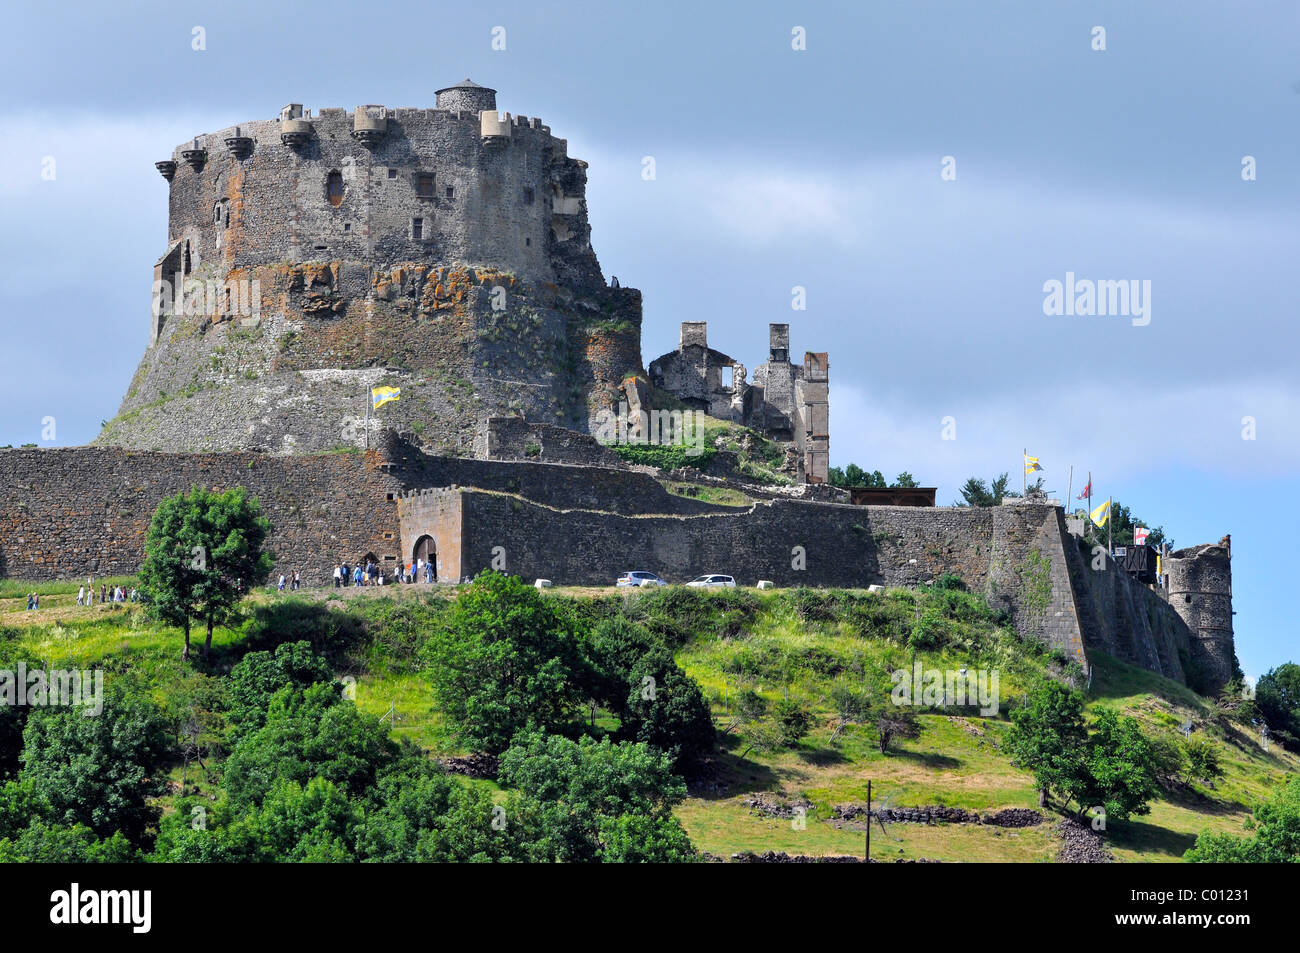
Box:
[1, 0, 1296, 677]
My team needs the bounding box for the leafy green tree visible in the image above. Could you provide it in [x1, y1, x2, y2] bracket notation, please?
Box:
[497, 732, 688, 862]
[597, 813, 697, 863]
[223, 682, 396, 809]
[139, 485, 274, 659]
[1077, 708, 1159, 821]
[955, 473, 1014, 507]
[0, 820, 137, 863]
[226, 640, 334, 742]
[892, 471, 919, 488]
[1006, 683, 1159, 819]
[1186, 776, 1300, 862]
[771, 697, 813, 747]
[1005, 681, 1089, 806]
[621, 648, 715, 768]
[356, 754, 528, 862]
[423, 572, 589, 753]
[242, 777, 359, 862]
[828, 463, 886, 488]
[1255, 662, 1300, 748]
[19, 687, 171, 844]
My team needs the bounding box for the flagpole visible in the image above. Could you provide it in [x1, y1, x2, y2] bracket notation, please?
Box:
[365, 386, 370, 451]
[1066, 465, 1073, 512]
[1022, 448, 1026, 496]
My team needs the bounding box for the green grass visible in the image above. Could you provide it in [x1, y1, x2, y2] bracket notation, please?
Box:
[0, 581, 1292, 862]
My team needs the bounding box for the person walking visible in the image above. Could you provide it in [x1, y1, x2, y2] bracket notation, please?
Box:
[278, 574, 285, 591]
[294, 571, 301, 591]
[100, 584, 107, 604]
[77, 585, 86, 606]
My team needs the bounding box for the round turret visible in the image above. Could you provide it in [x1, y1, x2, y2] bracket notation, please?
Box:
[435, 78, 497, 113]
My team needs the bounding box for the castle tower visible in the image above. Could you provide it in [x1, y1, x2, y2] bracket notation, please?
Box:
[102, 82, 642, 455]
[1165, 536, 1236, 693]
[434, 79, 498, 114]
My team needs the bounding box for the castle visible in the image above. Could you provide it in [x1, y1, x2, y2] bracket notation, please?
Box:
[0, 82, 1238, 695]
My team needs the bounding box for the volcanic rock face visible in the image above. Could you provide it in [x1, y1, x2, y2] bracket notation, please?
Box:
[100, 87, 642, 454]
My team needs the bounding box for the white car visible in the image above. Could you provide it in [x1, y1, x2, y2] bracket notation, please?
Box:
[616, 571, 667, 588]
[686, 574, 736, 588]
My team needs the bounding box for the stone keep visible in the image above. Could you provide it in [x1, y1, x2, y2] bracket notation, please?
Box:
[102, 80, 643, 455]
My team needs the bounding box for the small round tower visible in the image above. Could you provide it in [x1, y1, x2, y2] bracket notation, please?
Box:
[1165, 535, 1235, 693]
[435, 79, 497, 113]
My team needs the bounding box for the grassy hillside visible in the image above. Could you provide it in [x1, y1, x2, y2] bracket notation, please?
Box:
[1, 579, 1292, 862]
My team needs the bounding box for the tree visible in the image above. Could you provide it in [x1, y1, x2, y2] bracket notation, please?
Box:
[356, 754, 528, 862]
[1186, 776, 1300, 862]
[955, 473, 1013, 507]
[1255, 663, 1300, 749]
[226, 640, 334, 742]
[597, 813, 697, 863]
[828, 463, 886, 488]
[222, 682, 396, 810]
[422, 571, 589, 754]
[1077, 708, 1159, 821]
[1006, 683, 1159, 819]
[874, 706, 920, 754]
[621, 648, 715, 769]
[892, 471, 919, 488]
[771, 698, 813, 747]
[1005, 681, 1089, 806]
[19, 687, 171, 844]
[497, 732, 689, 862]
[139, 485, 274, 659]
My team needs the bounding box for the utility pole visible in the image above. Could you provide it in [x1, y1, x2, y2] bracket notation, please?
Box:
[865, 779, 871, 862]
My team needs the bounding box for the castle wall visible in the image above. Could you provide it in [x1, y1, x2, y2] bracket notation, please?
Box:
[446, 490, 1091, 666]
[1, 437, 1237, 692]
[0, 447, 402, 585]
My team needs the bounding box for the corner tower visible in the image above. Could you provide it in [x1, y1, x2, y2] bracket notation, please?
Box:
[1165, 536, 1237, 693]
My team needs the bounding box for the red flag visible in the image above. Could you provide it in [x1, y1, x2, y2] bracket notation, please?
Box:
[1077, 481, 1091, 500]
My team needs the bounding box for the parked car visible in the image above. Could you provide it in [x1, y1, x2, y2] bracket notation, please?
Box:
[686, 574, 736, 588]
[616, 571, 668, 588]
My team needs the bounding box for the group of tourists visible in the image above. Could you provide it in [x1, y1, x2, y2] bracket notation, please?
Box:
[330, 557, 436, 588]
[76, 582, 137, 605]
[333, 561, 387, 588]
[277, 572, 302, 591]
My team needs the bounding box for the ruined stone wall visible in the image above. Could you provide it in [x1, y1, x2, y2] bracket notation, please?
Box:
[0, 447, 402, 585]
[474, 417, 623, 467]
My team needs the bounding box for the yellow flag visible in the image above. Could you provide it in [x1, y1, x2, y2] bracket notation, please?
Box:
[1090, 497, 1111, 528]
[371, 386, 400, 409]
[1024, 454, 1043, 475]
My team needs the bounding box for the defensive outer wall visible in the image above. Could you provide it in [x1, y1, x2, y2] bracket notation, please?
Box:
[1, 432, 1235, 693]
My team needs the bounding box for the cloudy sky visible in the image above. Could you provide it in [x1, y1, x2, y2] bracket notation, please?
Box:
[2, 0, 1296, 676]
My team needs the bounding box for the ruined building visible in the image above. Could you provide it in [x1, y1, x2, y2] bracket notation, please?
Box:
[648, 322, 830, 483]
